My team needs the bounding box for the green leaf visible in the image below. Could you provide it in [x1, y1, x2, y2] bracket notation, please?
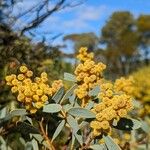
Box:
[67, 115, 79, 134]
[52, 120, 65, 141]
[89, 86, 100, 96]
[10, 109, 27, 117]
[0, 107, 7, 119]
[30, 134, 44, 143]
[132, 100, 141, 108]
[90, 144, 107, 150]
[79, 121, 89, 129]
[25, 142, 33, 150]
[69, 94, 76, 105]
[85, 101, 94, 110]
[63, 104, 72, 112]
[74, 133, 83, 145]
[32, 139, 39, 150]
[43, 104, 62, 113]
[141, 121, 150, 133]
[19, 137, 26, 146]
[131, 118, 141, 130]
[60, 84, 78, 104]
[103, 135, 121, 150]
[71, 134, 75, 150]
[68, 107, 96, 118]
[52, 87, 64, 103]
[64, 72, 77, 82]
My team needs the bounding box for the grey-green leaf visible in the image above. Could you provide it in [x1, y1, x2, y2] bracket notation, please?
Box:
[60, 84, 78, 104]
[30, 134, 44, 143]
[85, 101, 94, 110]
[90, 144, 107, 150]
[103, 135, 121, 150]
[69, 94, 76, 106]
[52, 120, 65, 141]
[68, 107, 96, 118]
[67, 115, 79, 134]
[52, 87, 64, 103]
[131, 118, 141, 130]
[32, 139, 39, 150]
[89, 86, 100, 96]
[63, 104, 72, 112]
[64, 72, 77, 82]
[43, 104, 62, 113]
[75, 133, 83, 145]
[140, 120, 150, 133]
[0, 107, 7, 119]
[10, 109, 27, 117]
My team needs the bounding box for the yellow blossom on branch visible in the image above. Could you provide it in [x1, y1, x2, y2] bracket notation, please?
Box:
[5, 66, 63, 114]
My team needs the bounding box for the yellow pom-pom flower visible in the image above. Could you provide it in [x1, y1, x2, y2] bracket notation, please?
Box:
[20, 66, 28, 73]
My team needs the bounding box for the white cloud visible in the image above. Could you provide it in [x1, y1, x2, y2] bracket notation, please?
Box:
[78, 5, 107, 21]
[62, 5, 108, 30]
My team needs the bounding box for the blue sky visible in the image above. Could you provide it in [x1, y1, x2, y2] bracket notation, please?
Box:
[13, 0, 150, 53]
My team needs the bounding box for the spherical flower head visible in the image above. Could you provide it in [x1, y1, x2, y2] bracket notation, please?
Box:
[101, 120, 110, 130]
[41, 95, 48, 102]
[31, 83, 38, 91]
[17, 93, 25, 101]
[25, 97, 32, 103]
[44, 88, 53, 96]
[36, 89, 43, 96]
[23, 78, 32, 85]
[96, 112, 103, 121]
[105, 89, 113, 98]
[89, 75, 97, 82]
[35, 102, 44, 109]
[26, 70, 33, 77]
[33, 95, 39, 101]
[18, 85, 25, 92]
[11, 86, 18, 93]
[95, 103, 106, 112]
[79, 47, 88, 54]
[84, 77, 90, 83]
[41, 72, 48, 78]
[117, 109, 127, 117]
[5, 75, 13, 82]
[20, 66, 28, 73]
[35, 77, 41, 83]
[90, 121, 101, 129]
[24, 89, 33, 96]
[17, 74, 25, 81]
[12, 79, 19, 86]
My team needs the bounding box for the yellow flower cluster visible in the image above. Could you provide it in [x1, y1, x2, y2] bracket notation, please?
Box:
[77, 47, 94, 62]
[114, 76, 134, 95]
[131, 66, 150, 117]
[132, 66, 150, 103]
[74, 47, 106, 106]
[5, 66, 63, 113]
[90, 80, 133, 137]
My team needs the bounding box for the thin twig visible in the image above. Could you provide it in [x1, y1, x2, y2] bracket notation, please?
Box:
[81, 133, 93, 150]
[39, 118, 55, 150]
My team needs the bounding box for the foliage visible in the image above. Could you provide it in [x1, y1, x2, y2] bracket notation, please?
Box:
[0, 47, 144, 150]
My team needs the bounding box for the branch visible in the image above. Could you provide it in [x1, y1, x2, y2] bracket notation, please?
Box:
[39, 117, 55, 150]
[20, 0, 66, 35]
